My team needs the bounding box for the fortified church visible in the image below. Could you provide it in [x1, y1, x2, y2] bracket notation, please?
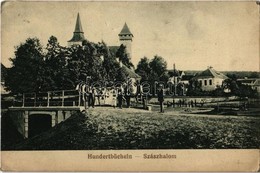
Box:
[67, 13, 140, 80]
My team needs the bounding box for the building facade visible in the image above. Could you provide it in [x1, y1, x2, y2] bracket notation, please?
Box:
[193, 67, 228, 91]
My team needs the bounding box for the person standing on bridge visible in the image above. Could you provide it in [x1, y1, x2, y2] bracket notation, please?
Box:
[92, 87, 97, 108]
[88, 87, 96, 108]
[81, 83, 88, 109]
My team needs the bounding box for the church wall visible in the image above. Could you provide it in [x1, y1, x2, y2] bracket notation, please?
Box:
[120, 40, 132, 60]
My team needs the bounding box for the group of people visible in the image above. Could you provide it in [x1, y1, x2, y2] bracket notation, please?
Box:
[76, 83, 143, 109]
[76, 83, 209, 113]
[77, 85, 97, 108]
[172, 99, 203, 107]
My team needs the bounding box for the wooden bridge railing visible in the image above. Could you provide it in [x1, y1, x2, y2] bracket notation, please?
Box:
[14, 90, 82, 107]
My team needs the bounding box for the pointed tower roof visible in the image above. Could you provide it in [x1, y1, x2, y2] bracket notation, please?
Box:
[119, 23, 133, 36]
[68, 13, 85, 43]
[74, 13, 84, 33]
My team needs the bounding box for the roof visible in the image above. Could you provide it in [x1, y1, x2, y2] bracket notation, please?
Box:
[237, 79, 255, 84]
[168, 69, 180, 77]
[108, 46, 119, 56]
[74, 13, 84, 33]
[193, 67, 228, 80]
[237, 78, 260, 86]
[68, 13, 85, 42]
[68, 34, 86, 42]
[181, 75, 194, 81]
[121, 64, 141, 79]
[118, 23, 133, 36]
[254, 79, 260, 86]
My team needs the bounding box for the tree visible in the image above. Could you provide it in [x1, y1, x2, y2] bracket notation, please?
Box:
[103, 55, 121, 82]
[5, 38, 44, 94]
[42, 36, 73, 91]
[135, 55, 168, 95]
[226, 73, 238, 80]
[136, 55, 168, 83]
[66, 40, 106, 86]
[5, 36, 137, 93]
[149, 55, 167, 81]
[83, 41, 105, 82]
[135, 57, 151, 82]
[116, 44, 134, 69]
[1, 63, 7, 83]
[93, 41, 120, 82]
[186, 79, 204, 96]
[249, 72, 260, 78]
[222, 78, 240, 96]
[222, 78, 257, 97]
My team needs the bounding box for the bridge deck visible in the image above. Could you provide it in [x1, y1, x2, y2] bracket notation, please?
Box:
[9, 106, 85, 111]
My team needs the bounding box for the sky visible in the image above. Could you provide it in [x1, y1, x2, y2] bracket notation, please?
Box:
[1, 1, 259, 71]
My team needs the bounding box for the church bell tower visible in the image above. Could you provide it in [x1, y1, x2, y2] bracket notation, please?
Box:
[118, 23, 133, 60]
[68, 13, 86, 46]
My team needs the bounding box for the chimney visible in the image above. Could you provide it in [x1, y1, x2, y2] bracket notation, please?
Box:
[173, 63, 176, 70]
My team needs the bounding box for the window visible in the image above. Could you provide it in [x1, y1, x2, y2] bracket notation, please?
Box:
[209, 79, 212, 85]
[204, 80, 207, 86]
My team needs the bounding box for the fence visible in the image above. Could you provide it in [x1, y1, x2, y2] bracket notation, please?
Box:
[14, 90, 81, 107]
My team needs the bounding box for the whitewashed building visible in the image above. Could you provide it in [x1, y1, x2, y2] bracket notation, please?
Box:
[193, 67, 228, 91]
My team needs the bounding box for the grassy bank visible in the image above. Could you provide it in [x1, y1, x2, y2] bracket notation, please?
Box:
[5, 107, 260, 150]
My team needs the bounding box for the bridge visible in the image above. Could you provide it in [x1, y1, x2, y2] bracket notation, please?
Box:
[8, 90, 85, 138]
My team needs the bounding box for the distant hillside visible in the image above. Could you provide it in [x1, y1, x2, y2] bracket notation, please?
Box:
[183, 70, 260, 78]
[221, 71, 260, 78]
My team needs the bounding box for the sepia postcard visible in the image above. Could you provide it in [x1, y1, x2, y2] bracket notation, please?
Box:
[1, 0, 260, 171]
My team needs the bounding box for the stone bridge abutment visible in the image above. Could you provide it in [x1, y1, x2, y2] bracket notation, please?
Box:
[8, 107, 84, 138]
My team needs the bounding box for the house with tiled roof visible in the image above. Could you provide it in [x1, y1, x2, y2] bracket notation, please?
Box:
[193, 67, 228, 91]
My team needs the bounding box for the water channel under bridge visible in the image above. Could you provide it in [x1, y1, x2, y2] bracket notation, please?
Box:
[8, 90, 85, 138]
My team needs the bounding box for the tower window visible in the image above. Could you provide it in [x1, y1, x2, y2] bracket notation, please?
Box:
[204, 80, 207, 86]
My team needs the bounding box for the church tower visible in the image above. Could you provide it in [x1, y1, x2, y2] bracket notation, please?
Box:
[68, 13, 86, 46]
[118, 23, 133, 60]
